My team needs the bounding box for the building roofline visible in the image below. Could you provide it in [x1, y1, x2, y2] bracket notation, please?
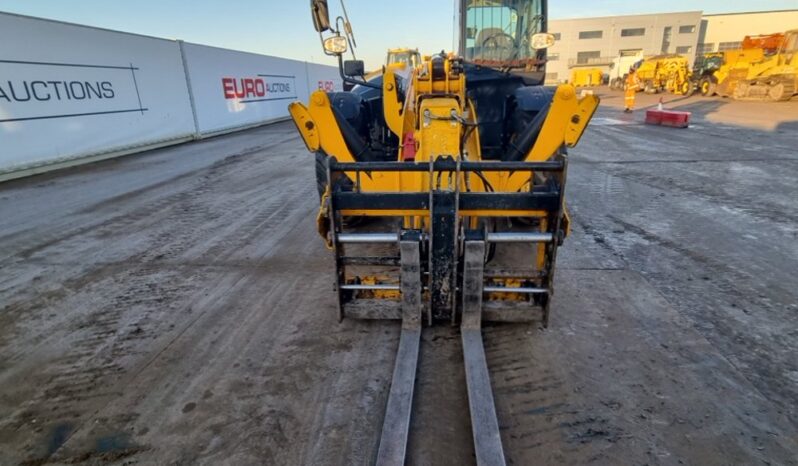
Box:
[550, 8, 798, 22]
[550, 10, 703, 22]
[702, 9, 798, 17]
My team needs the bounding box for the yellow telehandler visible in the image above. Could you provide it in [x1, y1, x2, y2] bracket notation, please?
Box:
[289, 1, 599, 463]
[385, 47, 421, 68]
[362, 48, 422, 83]
[635, 54, 693, 95]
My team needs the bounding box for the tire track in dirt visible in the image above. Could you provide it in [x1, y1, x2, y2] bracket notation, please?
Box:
[0, 130, 317, 465]
[485, 325, 626, 465]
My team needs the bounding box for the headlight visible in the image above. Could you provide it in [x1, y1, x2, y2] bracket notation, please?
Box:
[324, 36, 348, 55]
[531, 33, 556, 50]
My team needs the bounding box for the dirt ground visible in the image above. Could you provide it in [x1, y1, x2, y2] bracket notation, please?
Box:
[1, 91, 797, 465]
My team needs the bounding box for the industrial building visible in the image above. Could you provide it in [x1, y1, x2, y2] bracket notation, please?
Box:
[698, 9, 798, 53]
[546, 9, 798, 84]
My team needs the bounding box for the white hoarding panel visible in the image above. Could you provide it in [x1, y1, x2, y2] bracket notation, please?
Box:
[0, 13, 195, 173]
[305, 61, 343, 94]
[181, 43, 341, 135]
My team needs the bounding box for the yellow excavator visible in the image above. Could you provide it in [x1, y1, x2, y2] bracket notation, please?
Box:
[290, 1, 598, 463]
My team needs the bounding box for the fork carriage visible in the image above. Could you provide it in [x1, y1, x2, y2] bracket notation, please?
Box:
[326, 155, 568, 327]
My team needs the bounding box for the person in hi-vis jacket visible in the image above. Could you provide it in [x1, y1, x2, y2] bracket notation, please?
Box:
[624, 68, 641, 113]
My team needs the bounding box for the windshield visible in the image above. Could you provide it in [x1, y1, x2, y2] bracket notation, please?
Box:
[462, 0, 544, 66]
[387, 52, 420, 68]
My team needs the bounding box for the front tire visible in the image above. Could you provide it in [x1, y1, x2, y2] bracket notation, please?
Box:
[314, 152, 365, 226]
[700, 77, 717, 96]
[314, 152, 355, 198]
[314, 152, 328, 199]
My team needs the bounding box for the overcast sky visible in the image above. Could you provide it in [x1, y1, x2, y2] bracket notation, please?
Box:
[0, 0, 795, 68]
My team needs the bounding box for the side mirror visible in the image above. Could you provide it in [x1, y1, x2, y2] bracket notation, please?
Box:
[531, 33, 556, 50]
[344, 60, 365, 77]
[311, 0, 330, 32]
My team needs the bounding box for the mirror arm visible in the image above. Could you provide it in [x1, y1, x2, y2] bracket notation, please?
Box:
[335, 16, 357, 60]
[339, 0, 357, 48]
[337, 55, 381, 90]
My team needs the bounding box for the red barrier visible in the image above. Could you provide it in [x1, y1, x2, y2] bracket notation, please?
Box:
[645, 109, 691, 128]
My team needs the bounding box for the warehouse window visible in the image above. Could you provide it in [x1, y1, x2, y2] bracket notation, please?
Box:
[661, 26, 672, 53]
[679, 25, 696, 34]
[619, 49, 642, 57]
[676, 46, 692, 55]
[621, 28, 645, 37]
[545, 72, 558, 81]
[547, 53, 559, 61]
[576, 51, 601, 64]
[551, 33, 561, 40]
[719, 41, 742, 51]
[697, 43, 715, 54]
[579, 30, 603, 40]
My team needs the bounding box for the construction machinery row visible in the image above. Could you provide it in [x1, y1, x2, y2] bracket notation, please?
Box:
[606, 30, 798, 102]
[290, 0, 598, 464]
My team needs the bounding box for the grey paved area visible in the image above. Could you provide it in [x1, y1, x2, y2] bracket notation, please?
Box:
[1, 93, 796, 465]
